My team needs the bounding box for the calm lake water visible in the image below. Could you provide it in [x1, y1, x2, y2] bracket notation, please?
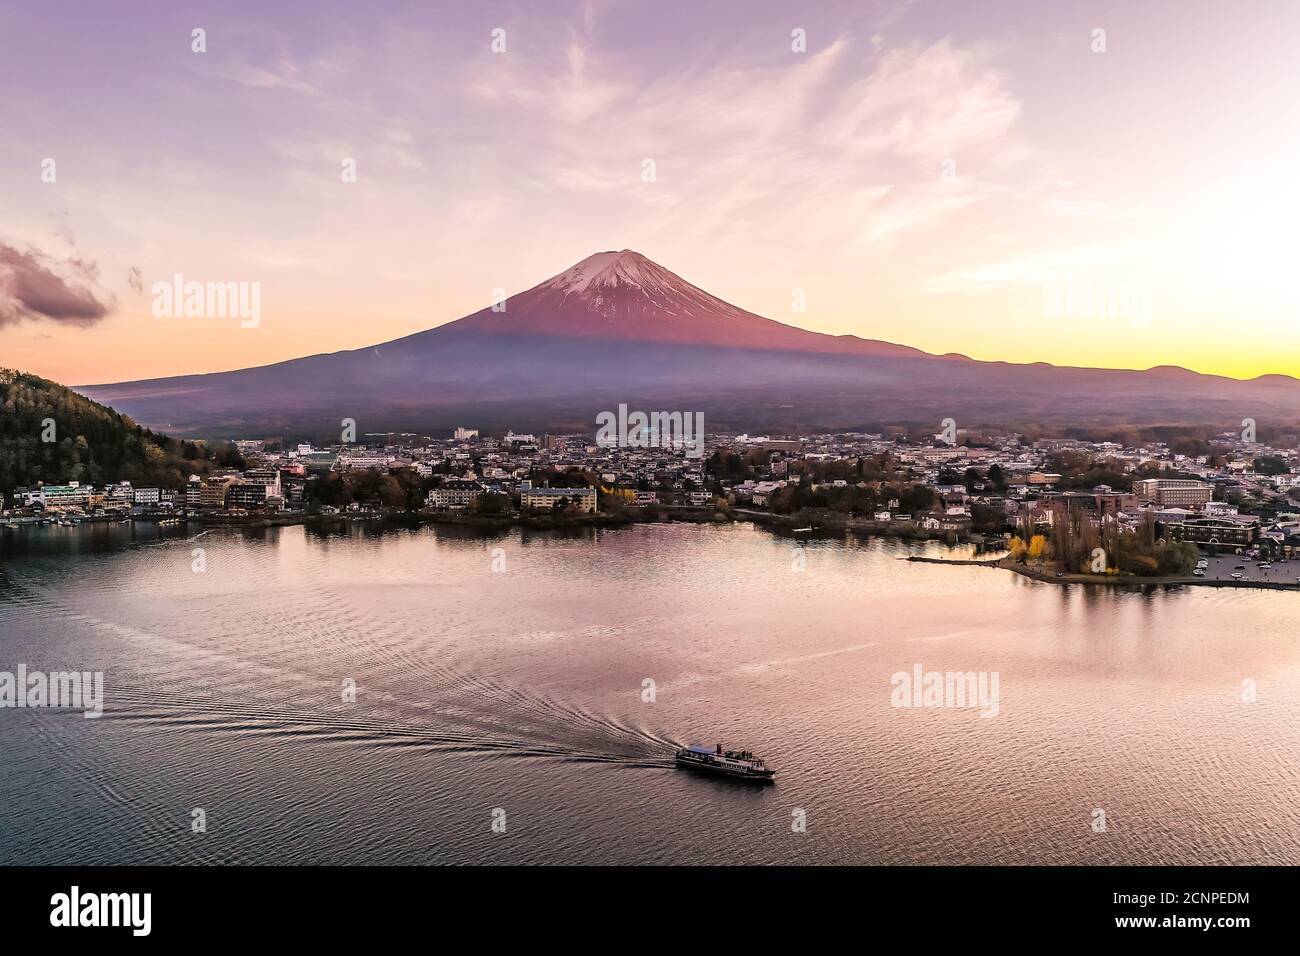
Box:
[2, 520, 1298, 865]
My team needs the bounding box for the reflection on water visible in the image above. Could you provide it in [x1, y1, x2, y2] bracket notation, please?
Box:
[1, 520, 1297, 864]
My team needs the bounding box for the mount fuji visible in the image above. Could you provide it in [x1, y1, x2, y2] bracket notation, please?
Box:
[446, 249, 928, 357]
[79, 250, 1300, 436]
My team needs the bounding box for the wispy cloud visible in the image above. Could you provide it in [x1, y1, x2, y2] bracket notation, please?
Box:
[226, 59, 320, 95]
[468, 30, 1034, 260]
[908, 242, 1141, 296]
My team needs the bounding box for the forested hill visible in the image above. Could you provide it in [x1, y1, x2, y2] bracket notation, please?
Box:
[0, 369, 211, 491]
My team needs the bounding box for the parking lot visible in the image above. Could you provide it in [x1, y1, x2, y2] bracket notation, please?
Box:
[1197, 553, 1299, 584]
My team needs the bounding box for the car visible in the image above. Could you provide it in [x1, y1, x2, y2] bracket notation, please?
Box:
[1259, 563, 1272, 569]
[1193, 569, 1205, 577]
[1231, 571, 1245, 580]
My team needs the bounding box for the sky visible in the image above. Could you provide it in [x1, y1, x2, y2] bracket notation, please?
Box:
[3, 0, 1300, 386]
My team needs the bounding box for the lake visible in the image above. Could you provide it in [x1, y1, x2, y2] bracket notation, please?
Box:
[2, 520, 1297, 864]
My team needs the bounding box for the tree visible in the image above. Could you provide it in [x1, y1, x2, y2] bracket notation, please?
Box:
[1253, 455, 1288, 476]
[210, 442, 247, 470]
[897, 484, 935, 514]
[375, 475, 406, 509]
[705, 450, 748, 482]
[1155, 540, 1199, 576]
[970, 502, 1006, 533]
[474, 492, 508, 515]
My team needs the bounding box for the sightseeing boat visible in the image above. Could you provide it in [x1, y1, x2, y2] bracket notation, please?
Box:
[674, 744, 776, 782]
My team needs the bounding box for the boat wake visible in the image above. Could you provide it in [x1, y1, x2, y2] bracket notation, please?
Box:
[3, 574, 682, 771]
[103, 678, 682, 771]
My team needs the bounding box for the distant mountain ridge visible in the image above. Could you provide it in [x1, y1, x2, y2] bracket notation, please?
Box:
[78, 250, 1300, 436]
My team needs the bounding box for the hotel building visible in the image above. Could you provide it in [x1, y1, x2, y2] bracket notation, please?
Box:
[1133, 478, 1213, 509]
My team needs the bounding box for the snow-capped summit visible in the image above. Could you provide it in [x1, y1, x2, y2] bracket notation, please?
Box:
[546, 250, 660, 294]
[461, 249, 929, 356]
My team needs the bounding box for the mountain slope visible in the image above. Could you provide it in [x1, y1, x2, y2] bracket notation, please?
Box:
[77, 251, 1300, 436]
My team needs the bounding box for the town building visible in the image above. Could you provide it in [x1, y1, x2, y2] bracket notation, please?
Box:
[1134, 478, 1213, 509]
[133, 487, 161, 506]
[200, 477, 236, 509]
[426, 478, 484, 510]
[1162, 515, 1259, 547]
[520, 486, 597, 513]
[19, 483, 92, 511]
[226, 482, 268, 509]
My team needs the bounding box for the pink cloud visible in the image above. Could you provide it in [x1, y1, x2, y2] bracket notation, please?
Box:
[0, 242, 114, 328]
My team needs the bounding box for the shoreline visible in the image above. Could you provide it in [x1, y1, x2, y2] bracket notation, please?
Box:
[907, 554, 1300, 592]
[132, 504, 965, 538]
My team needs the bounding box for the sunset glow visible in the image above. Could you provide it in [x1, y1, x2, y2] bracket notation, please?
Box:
[3, 0, 1299, 385]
